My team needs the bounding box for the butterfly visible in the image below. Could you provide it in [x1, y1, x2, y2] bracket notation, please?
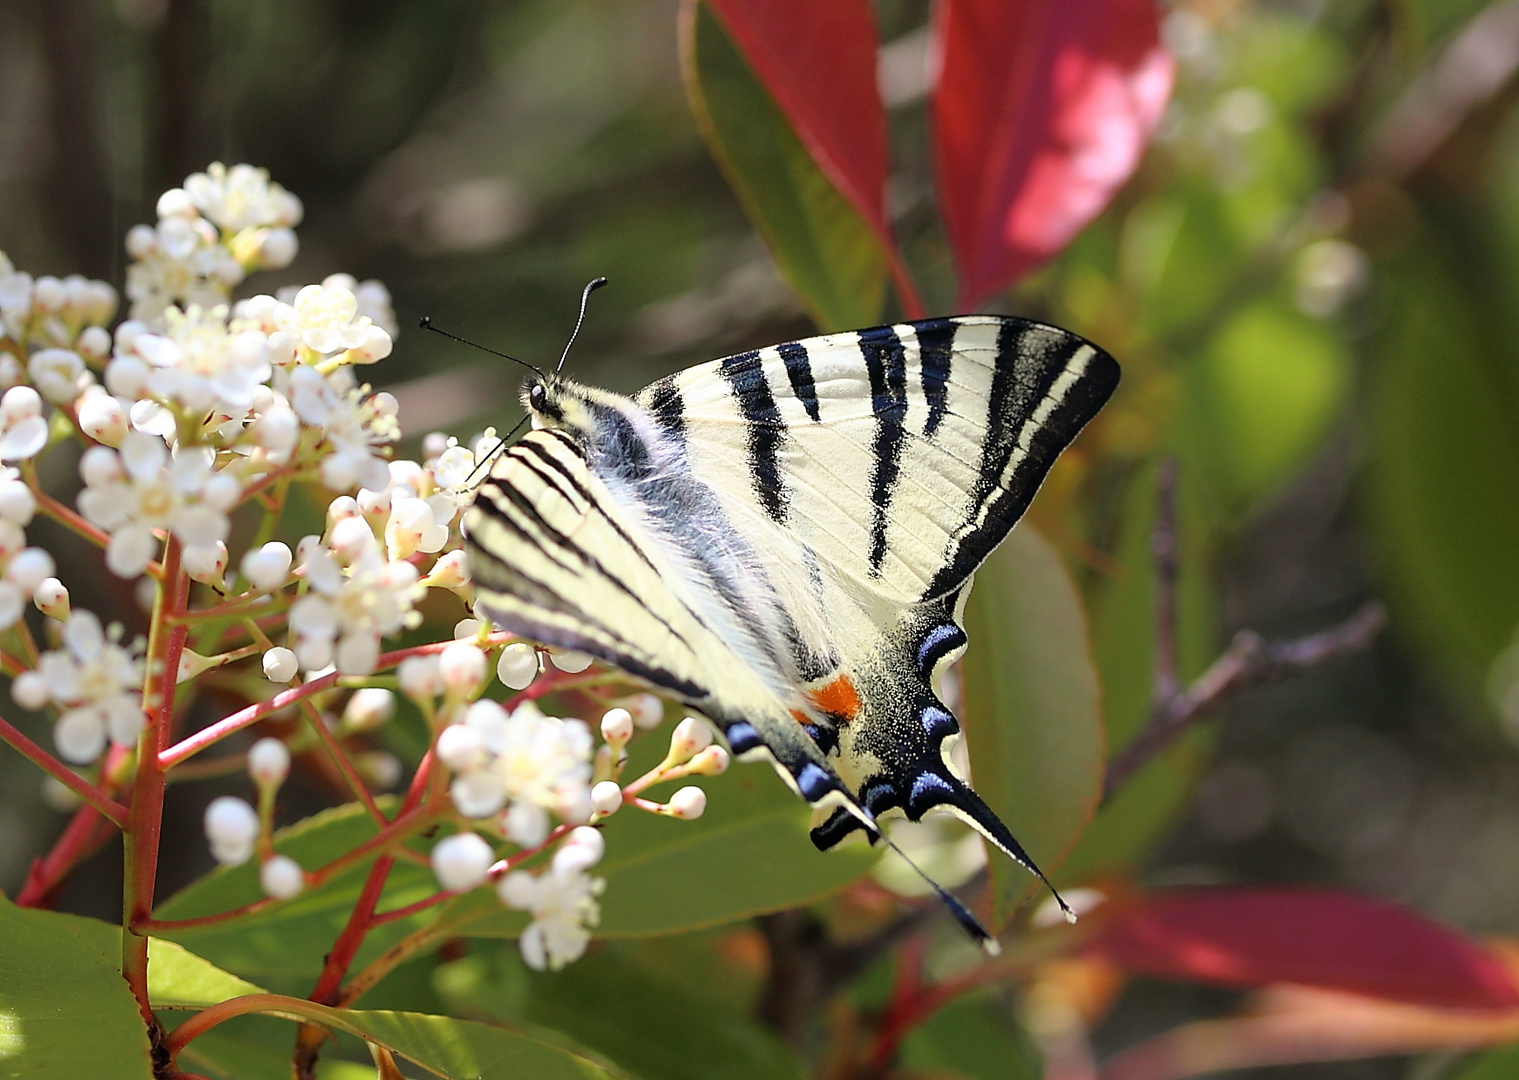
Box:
[462, 314, 1119, 944]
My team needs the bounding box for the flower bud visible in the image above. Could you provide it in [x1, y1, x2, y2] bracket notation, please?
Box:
[251, 405, 298, 453]
[11, 670, 49, 711]
[79, 445, 121, 488]
[624, 692, 664, 730]
[355, 750, 402, 789]
[262, 646, 298, 683]
[104, 354, 149, 399]
[438, 641, 487, 697]
[0, 478, 35, 526]
[241, 542, 293, 591]
[5, 548, 54, 594]
[668, 716, 712, 764]
[686, 745, 730, 776]
[328, 516, 374, 561]
[549, 649, 593, 674]
[76, 388, 127, 446]
[342, 687, 394, 731]
[200, 472, 242, 513]
[666, 786, 707, 821]
[424, 549, 470, 589]
[183, 540, 229, 586]
[496, 643, 538, 691]
[77, 325, 111, 362]
[32, 577, 67, 620]
[204, 796, 260, 865]
[398, 654, 443, 703]
[599, 708, 633, 747]
[590, 780, 623, 816]
[431, 832, 495, 893]
[248, 737, 291, 788]
[259, 854, 305, 900]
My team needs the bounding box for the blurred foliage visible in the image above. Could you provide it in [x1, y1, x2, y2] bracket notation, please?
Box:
[7, 0, 1519, 1077]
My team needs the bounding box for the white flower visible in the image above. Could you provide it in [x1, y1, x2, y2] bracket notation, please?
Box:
[0, 386, 48, 461]
[182, 163, 303, 233]
[0, 468, 35, 525]
[287, 531, 422, 675]
[280, 366, 397, 492]
[446, 700, 595, 831]
[76, 432, 231, 578]
[28, 348, 92, 404]
[431, 832, 496, 893]
[125, 214, 243, 325]
[498, 861, 605, 971]
[30, 611, 145, 764]
[276, 284, 380, 357]
[119, 304, 273, 413]
[0, 254, 33, 340]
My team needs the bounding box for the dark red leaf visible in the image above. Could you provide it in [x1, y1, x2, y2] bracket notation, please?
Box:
[702, 0, 923, 316]
[1086, 887, 1519, 1011]
[933, 0, 1173, 308]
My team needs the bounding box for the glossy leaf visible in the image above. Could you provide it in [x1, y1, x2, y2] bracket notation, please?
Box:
[438, 941, 807, 1080]
[1365, 236, 1519, 700]
[934, 0, 1174, 307]
[0, 896, 154, 1077]
[44, 907, 265, 1009]
[446, 743, 879, 938]
[680, 1, 888, 331]
[153, 800, 438, 980]
[1088, 887, 1519, 1009]
[961, 525, 1104, 928]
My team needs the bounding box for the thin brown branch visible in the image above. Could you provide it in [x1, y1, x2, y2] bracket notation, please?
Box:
[1105, 601, 1387, 800]
[1150, 459, 1181, 707]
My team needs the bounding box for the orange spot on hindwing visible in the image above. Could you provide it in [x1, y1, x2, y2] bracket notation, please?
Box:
[807, 674, 861, 724]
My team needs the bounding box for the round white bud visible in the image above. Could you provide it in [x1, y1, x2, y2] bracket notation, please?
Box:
[549, 649, 593, 674]
[438, 642, 487, 696]
[204, 796, 260, 865]
[33, 577, 68, 620]
[356, 750, 402, 790]
[426, 550, 470, 589]
[77, 325, 111, 362]
[625, 693, 664, 730]
[241, 542, 293, 591]
[453, 618, 483, 640]
[5, 548, 54, 594]
[562, 825, 605, 864]
[590, 781, 623, 816]
[259, 854, 305, 899]
[182, 541, 228, 586]
[11, 670, 49, 711]
[0, 480, 36, 526]
[248, 737, 291, 787]
[328, 516, 374, 561]
[687, 745, 730, 776]
[667, 786, 707, 821]
[77, 390, 127, 446]
[200, 472, 242, 513]
[397, 654, 443, 702]
[262, 646, 298, 683]
[342, 687, 395, 731]
[79, 445, 122, 488]
[669, 716, 713, 762]
[430, 832, 495, 893]
[600, 708, 634, 746]
[496, 643, 539, 691]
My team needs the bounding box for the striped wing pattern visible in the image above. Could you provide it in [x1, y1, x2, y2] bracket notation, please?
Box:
[467, 315, 1118, 896]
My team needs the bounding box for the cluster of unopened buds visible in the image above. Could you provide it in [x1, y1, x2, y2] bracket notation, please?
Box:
[0, 163, 726, 974]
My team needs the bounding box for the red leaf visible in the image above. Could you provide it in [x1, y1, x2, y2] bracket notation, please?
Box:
[1086, 887, 1519, 1011]
[702, 0, 923, 316]
[933, 0, 1173, 308]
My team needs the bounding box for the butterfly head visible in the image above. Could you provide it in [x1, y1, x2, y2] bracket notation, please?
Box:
[523, 374, 605, 438]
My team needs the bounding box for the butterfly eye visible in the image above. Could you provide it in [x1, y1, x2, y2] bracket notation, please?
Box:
[528, 383, 547, 413]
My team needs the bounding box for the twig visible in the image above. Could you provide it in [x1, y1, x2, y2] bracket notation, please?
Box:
[1103, 468, 1388, 800]
[0, 711, 128, 827]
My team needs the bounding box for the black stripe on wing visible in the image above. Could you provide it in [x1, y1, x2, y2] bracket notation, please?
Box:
[779, 341, 821, 422]
[719, 350, 788, 524]
[922, 322, 1119, 599]
[861, 325, 909, 576]
[914, 318, 955, 438]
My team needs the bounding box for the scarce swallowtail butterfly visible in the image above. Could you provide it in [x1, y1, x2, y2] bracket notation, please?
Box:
[462, 313, 1119, 945]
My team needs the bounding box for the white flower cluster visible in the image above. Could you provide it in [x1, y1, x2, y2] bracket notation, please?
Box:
[11, 612, 144, 764]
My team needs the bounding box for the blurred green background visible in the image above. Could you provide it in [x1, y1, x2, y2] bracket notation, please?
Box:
[3, 0, 1519, 1075]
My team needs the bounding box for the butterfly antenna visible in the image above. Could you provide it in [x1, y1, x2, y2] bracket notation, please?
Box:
[465, 413, 532, 486]
[836, 799, 1002, 955]
[417, 317, 547, 380]
[557, 276, 608, 373]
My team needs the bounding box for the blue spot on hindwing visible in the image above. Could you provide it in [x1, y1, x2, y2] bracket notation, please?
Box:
[725, 721, 761, 754]
[910, 771, 955, 805]
[916, 623, 967, 673]
[796, 763, 833, 802]
[920, 705, 958, 741]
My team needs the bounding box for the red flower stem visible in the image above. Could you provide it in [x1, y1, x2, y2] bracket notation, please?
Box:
[296, 696, 386, 827]
[158, 635, 519, 770]
[17, 804, 109, 907]
[309, 854, 396, 1007]
[0, 711, 128, 827]
[163, 993, 332, 1062]
[123, 537, 189, 1024]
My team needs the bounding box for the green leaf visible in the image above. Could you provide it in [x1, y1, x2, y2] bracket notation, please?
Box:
[961, 526, 1104, 928]
[0, 895, 154, 1078]
[1183, 298, 1350, 513]
[1365, 236, 1519, 705]
[152, 800, 438, 980]
[445, 743, 879, 938]
[39, 908, 265, 1009]
[438, 941, 807, 1080]
[1056, 460, 1216, 884]
[174, 1015, 376, 1080]
[1447, 1043, 1519, 1080]
[682, 1, 886, 331]
[897, 990, 1040, 1080]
